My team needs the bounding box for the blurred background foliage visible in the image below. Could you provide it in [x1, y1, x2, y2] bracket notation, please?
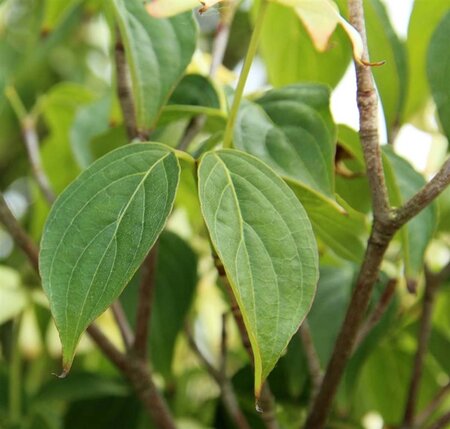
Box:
[0, 0, 449, 428]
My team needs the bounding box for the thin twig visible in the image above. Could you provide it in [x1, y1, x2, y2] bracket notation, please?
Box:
[416, 382, 450, 428]
[111, 301, 134, 350]
[425, 411, 450, 429]
[298, 321, 323, 401]
[0, 193, 39, 272]
[177, 116, 207, 151]
[185, 324, 252, 429]
[22, 117, 56, 204]
[209, 1, 237, 77]
[354, 278, 397, 349]
[133, 245, 159, 359]
[5, 87, 56, 204]
[219, 312, 228, 376]
[402, 269, 441, 427]
[394, 158, 450, 228]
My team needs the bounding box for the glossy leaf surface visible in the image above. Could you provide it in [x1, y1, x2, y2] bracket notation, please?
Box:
[39, 143, 180, 372]
[198, 149, 318, 396]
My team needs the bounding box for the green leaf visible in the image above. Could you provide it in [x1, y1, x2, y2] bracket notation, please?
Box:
[404, 0, 450, 121]
[288, 184, 367, 262]
[110, 0, 197, 132]
[427, 10, 450, 140]
[150, 232, 198, 379]
[234, 84, 336, 198]
[307, 265, 354, 365]
[39, 143, 180, 373]
[70, 96, 113, 169]
[383, 148, 437, 280]
[258, 1, 351, 88]
[42, 0, 81, 34]
[168, 74, 221, 109]
[197, 149, 318, 396]
[365, 0, 408, 134]
[120, 231, 198, 380]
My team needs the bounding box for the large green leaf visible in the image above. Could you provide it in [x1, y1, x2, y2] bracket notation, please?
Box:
[427, 10, 450, 141]
[365, 0, 408, 134]
[404, 0, 450, 121]
[258, 1, 351, 88]
[110, 0, 197, 133]
[39, 143, 180, 373]
[197, 149, 318, 396]
[383, 148, 437, 281]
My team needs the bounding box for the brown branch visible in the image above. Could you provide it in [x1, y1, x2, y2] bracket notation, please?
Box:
[354, 278, 397, 349]
[111, 301, 134, 350]
[133, 245, 159, 359]
[402, 269, 441, 427]
[305, 223, 394, 429]
[303, 1, 450, 426]
[416, 382, 450, 428]
[0, 193, 39, 272]
[393, 158, 450, 228]
[347, 0, 390, 221]
[425, 411, 450, 429]
[298, 321, 323, 401]
[186, 323, 252, 429]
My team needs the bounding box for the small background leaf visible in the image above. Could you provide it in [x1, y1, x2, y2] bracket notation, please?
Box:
[404, 0, 450, 121]
[111, 0, 197, 132]
[383, 147, 437, 280]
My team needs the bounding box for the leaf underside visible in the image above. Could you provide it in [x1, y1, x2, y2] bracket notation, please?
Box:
[198, 149, 318, 396]
[39, 143, 180, 372]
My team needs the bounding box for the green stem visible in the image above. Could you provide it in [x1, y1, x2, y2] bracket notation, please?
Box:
[222, 0, 268, 149]
[9, 316, 22, 424]
[5, 86, 28, 122]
